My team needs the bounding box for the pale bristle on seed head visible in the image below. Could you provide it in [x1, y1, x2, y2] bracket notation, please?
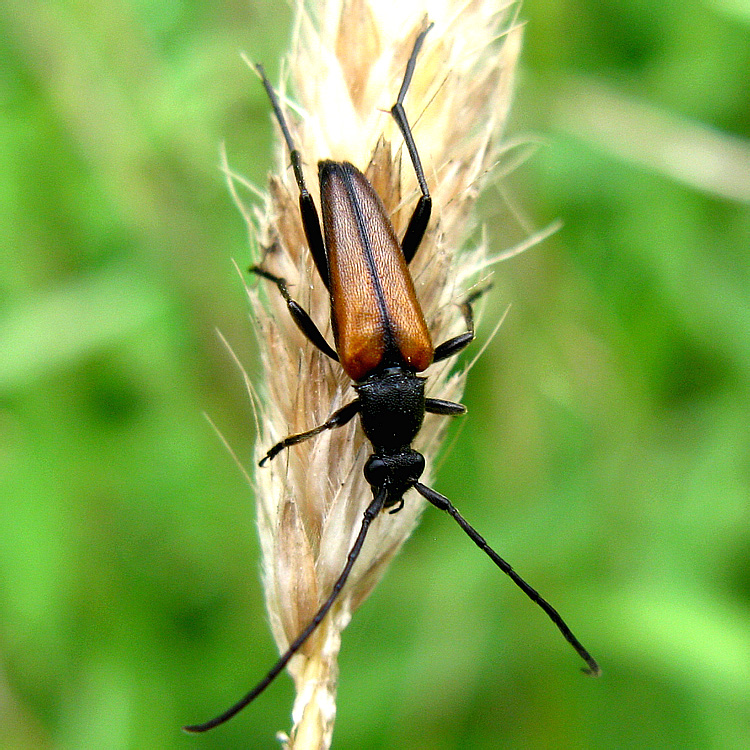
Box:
[243, 2, 522, 747]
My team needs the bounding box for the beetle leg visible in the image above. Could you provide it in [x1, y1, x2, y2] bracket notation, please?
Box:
[425, 398, 466, 416]
[251, 266, 339, 362]
[256, 64, 330, 288]
[433, 284, 493, 363]
[433, 298, 475, 362]
[258, 399, 361, 466]
[391, 24, 434, 264]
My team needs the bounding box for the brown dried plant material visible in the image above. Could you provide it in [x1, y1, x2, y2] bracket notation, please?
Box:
[231, 1, 522, 747]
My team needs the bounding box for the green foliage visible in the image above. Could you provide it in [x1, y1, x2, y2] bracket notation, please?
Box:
[1, 1, 748, 747]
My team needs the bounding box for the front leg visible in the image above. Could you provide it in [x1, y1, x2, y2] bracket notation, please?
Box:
[259, 400, 360, 466]
[425, 398, 466, 416]
[251, 266, 339, 362]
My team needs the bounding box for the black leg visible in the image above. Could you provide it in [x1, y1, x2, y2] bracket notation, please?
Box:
[433, 299, 475, 363]
[256, 64, 330, 289]
[414, 482, 601, 677]
[251, 266, 339, 362]
[183, 487, 388, 733]
[391, 24, 434, 264]
[433, 284, 492, 363]
[259, 399, 360, 466]
[425, 398, 466, 416]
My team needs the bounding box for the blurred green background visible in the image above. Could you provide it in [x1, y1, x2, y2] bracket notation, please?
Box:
[2, 0, 749, 748]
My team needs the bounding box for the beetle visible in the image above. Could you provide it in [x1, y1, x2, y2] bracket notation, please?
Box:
[184, 24, 599, 734]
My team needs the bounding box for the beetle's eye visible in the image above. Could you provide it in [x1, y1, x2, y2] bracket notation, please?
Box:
[411, 451, 425, 478]
[364, 456, 388, 487]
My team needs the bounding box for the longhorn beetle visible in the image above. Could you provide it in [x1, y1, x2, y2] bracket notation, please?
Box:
[184, 23, 599, 734]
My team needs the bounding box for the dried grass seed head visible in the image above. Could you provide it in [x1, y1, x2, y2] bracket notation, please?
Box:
[243, 1, 522, 746]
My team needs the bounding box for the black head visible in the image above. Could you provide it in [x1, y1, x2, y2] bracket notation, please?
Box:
[364, 448, 425, 509]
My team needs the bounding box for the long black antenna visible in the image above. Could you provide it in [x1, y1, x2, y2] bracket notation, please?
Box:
[183, 489, 387, 733]
[414, 482, 601, 676]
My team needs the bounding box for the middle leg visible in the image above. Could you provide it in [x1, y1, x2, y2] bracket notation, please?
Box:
[432, 285, 489, 363]
[251, 266, 338, 362]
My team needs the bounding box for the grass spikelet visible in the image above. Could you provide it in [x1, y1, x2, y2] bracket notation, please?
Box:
[241, 2, 523, 747]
